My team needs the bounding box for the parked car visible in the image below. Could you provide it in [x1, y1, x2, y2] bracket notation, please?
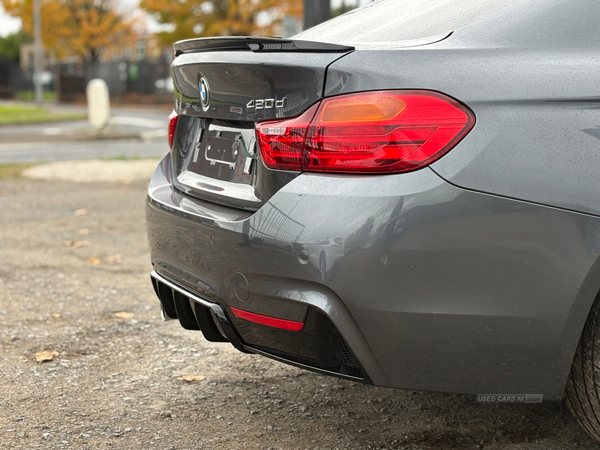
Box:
[146, 0, 600, 442]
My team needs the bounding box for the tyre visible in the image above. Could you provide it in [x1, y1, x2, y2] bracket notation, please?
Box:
[565, 294, 600, 443]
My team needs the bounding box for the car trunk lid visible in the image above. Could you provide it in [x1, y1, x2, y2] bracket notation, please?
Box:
[170, 37, 353, 210]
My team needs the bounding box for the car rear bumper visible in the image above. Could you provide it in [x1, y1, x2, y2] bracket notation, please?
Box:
[150, 269, 370, 382]
[147, 155, 600, 400]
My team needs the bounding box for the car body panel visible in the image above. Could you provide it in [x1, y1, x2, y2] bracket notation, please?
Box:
[172, 51, 350, 122]
[147, 0, 600, 400]
[295, 0, 533, 48]
[324, 0, 600, 216]
[148, 154, 600, 400]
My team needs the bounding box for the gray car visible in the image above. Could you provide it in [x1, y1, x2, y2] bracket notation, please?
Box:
[146, 0, 600, 442]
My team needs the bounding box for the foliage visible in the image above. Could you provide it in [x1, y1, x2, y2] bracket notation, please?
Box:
[332, 1, 355, 18]
[0, 162, 36, 180]
[0, 31, 29, 62]
[140, 0, 303, 45]
[16, 90, 56, 101]
[1, 0, 136, 61]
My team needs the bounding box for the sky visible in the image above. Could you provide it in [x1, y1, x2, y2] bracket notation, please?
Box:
[0, 0, 370, 38]
[0, 5, 21, 38]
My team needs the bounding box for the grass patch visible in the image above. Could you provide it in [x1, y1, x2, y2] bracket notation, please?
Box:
[0, 163, 36, 180]
[103, 155, 143, 161]
[17, 91, 57, 102]
[0, 105, 86, 125]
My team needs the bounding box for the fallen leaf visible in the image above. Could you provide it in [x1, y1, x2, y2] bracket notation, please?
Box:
[51, 313, 61, 319]
[105, 254, 123, 264]
[87, 257, 100, 265]
[64, 240, 90, 248]
[34, 350, 59, 363]
[115, 312, 134, 319]
[177, 375, 205, 382]
[74, 208, 88, 216]
[77, 228, 90, 235]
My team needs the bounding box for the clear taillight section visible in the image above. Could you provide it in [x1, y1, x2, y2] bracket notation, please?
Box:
[255, 104, 319, 171]
[256, 90, 475, 174]
[168, 110, 179, 149]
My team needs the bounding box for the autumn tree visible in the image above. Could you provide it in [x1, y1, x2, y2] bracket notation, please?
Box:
[1, 0, 136, 62]
[140, 0, 302, 46]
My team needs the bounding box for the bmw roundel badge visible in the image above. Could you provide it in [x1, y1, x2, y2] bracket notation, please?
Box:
[199, 77, 210, 111]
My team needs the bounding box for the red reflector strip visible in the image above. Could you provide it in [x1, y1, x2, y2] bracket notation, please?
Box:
[230, 307, 305, 332]
[168, 110, 179, 149]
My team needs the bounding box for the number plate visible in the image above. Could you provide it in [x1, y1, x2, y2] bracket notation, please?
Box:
[205, 132, 241, 166]
[184, 124, 256, 185]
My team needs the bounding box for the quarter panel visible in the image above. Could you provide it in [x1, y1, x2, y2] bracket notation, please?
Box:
[323, 0, 600, 216]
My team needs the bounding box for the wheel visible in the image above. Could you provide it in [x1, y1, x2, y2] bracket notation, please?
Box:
[565, 294, 600, 443]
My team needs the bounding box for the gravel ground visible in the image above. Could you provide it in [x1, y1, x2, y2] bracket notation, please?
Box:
[21, 159, 161, 183]
[0, 174, 598, 450]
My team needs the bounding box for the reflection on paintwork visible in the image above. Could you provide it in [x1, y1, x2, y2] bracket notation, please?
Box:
[247, 203, 305, 250]
[308, 237, 345, 281]
[171, 51, 340, 121]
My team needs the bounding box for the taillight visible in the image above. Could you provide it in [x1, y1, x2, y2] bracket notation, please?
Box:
[255, 103, 319, 171]
[256, 90, 474, 174]
[168, 110, 179, 148]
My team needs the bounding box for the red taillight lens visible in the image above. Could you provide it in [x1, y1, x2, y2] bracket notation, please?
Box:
[168, 110, 179, 148]
[255, 103, 319, 171]
[305, 91, 474, 173]
[256, 91, 474, 174]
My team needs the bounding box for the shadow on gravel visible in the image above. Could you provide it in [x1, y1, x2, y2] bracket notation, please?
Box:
[152, 370, 595, 450]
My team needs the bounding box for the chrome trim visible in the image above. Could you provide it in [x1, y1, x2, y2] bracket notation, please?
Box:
[152, 270, 215, 310]
[160, 305, 176, 322]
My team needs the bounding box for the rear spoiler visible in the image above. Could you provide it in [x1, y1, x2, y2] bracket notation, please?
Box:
[173, 36, 354, 56]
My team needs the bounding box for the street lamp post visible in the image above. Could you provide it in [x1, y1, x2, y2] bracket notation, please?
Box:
[304, 0, 331, 30]
[33, 0, 43, 106]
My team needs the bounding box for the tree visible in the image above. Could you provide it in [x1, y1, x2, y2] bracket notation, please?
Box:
[332, 0, 355, 18]
[140, 0, 302, 46]
[1, 0, 136, 62]
[0, 31, 29, 62]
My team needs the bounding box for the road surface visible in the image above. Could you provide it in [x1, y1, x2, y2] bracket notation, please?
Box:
[0, 105, 170, 163]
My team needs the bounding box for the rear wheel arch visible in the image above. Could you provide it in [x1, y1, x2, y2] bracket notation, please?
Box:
[566, 290, 600, 442]
[564, 255, 600, 444]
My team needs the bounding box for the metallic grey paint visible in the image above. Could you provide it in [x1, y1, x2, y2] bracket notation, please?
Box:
[148, 153, 600, 400]
[172, 51, 349, 121]
[324, 0, 600, 214]
[147, 0, 600, 400]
